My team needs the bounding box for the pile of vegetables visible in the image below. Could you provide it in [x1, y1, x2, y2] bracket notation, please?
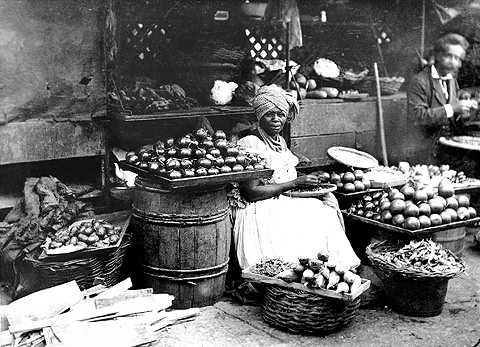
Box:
[46, 219, 123, 250]
[251, 253, 362, 294]
[125, 128, 267, 179]
[370, 239, 465, 276]
[109, 83, 199, 113]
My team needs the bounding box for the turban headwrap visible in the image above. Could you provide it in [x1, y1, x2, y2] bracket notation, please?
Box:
[253, 85, 299, 122]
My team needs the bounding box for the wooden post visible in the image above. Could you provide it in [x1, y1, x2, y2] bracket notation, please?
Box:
[374, 63, 388, 167]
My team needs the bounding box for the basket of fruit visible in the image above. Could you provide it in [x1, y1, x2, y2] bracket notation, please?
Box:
[242, 256, 370, 335]
[23, 211, 132, 291]
[365, 239, 465, 317]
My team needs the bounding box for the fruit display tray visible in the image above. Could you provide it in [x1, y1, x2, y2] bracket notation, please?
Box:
[242, 267, 370, 301]
[119, 161, 274, 189]
[343, 211, 480, 237]
[38, 211, 131, 262]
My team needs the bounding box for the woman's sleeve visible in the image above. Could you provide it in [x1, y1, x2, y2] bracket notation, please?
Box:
[238, 135, 268, 159]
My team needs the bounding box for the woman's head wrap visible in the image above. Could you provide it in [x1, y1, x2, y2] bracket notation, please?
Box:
[253, 85, 299, 122]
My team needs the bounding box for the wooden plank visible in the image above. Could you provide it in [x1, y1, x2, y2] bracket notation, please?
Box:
[291, 133, 357, 167]
[242, 269, 370, 301]
[293, 99, 377, 137]
[0, 120, 106, 165]
[94, 289, 154, 309]
[93, 278, 132, 300]
[5, 281, 83, 327]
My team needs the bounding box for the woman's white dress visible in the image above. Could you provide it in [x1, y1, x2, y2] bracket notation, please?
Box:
[233, 135, 360, 270]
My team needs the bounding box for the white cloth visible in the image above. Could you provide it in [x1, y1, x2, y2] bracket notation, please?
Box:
[233, 135, 360, 270]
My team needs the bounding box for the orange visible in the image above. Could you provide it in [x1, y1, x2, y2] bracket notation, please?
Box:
[390, 199, 406, 215]
[412, 190, 428, 204]
[429, 213, 443, 226]
[404, 204, 420, 217]
[456, 195, 470, 208]
[456, 206, 470, 220]
[418, 215, 432, 228]
[445, 196, 459, 210]
[342, 172, 356, 184]
[354, 180, 365, 192]
[404, 216, 420, 230]
[440, 211, 452, 224]
[342, 182, 356, 193]
[418, 202, 431, 216]
[400, 185, 415, 200]
[445, 208, 458, 222]
[392, 214, 405, 226]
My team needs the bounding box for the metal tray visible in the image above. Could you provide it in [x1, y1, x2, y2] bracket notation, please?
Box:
[119, 161, 274, 190]
[343, 211, 480, 237]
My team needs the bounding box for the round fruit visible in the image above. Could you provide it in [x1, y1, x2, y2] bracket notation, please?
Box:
[380, 210, 393, 223]
[342, 172, 356, 184]
[165, 137, 175, 148]
[219, 165, 232, 173]
[440, 211, 452, 224]
[362, 179, 371, 190]
[388, 191, 405, 201]
[342, 182, 356, 193]
[197, 158, 212, 169]
[208, 148, 222, 157]
[213, 130, 227, 140]
[195, 167, 208, 176]
[445, 208, 458, 222]
[194, 128, 209, 140]
[225, 156, 237, 167]
[438, 179, 455, 198]
[468, 207, 477, 218]
[456, 195, 470, 208]
[428, 198, 445, 214]
[380, 200, 391, 211]
[316, 171, 331, 183]
[177, 136, 191, 148]
[404, 204, 420, 217]
[330, 173, 341, 184]
[404, 216, 421, 230]
[306, 79, 317, 91]
[179, 148, 192, 158]
[236, 154, 247, 166]
[183, 168, 195, 178]
[445, 196, 459, 210]
[423, 185, 435, 199]
[400, 185, 415, 200]
[226, 147, 239, 157]
[148, 161, 161, 172]
[392, 214, 405, 227]
[456, 206, 470, 220]
[202, 140, 214, 149]
[429, 213, 443, 226]
[167, 170, 182, 179]
[207, 167, 219, 175]
[214, 139, 228, 151]
[418, 203, 431, 216]
[390, 199, 406, 215]
[353, 170, 364, 181]
[418, 215, 432, 228]
[353, 180, 365, 192]
[412, 190, 428, 204]
[232, 164, 244, 172]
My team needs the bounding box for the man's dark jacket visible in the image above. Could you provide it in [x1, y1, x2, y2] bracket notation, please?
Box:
[406, 65, 459, 165]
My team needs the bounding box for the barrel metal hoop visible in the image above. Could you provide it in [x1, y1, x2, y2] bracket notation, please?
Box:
[132, 207, 229, 226]
[139, 261, 229, 284]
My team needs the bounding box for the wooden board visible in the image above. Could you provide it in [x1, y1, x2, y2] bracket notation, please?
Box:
[120, 161, 273, 189]
[344, 212, 480, 237]
[242, 268, 370, 302]
[38, 211, 131, 261]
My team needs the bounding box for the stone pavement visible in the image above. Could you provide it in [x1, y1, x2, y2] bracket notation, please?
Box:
[152, 229, 480, 347]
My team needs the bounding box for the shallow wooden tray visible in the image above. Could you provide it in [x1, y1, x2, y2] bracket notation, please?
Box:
[283, 183, 337, 198]
[119, 161, 273, 189]
[39, 211, 131, 262]
[242, 267, 370, 301]
[343, 211, 480, 237]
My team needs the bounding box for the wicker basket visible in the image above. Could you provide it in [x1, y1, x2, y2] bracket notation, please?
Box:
[365, 241, 466, 317]
[24, 233, 132, 290]
[356, 76, 405, 96]
[262, 285, 361, 335]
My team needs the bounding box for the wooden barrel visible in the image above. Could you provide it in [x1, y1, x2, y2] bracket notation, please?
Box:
[433, 227, 466, 257]
[131, 177, 231, 309]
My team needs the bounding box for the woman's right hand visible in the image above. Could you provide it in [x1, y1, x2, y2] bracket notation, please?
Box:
[294, 174, 320, 188]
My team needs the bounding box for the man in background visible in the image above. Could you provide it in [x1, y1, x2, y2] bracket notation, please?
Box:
[407, 33, 476, 174]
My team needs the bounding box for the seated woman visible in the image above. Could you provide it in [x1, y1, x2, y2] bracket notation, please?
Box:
[233, 85, 360, 271]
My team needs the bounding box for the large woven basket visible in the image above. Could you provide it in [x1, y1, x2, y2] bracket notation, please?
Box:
[261, 285, 361, 335]
[24, 233, 132, 290]
[356, 76, 405, 96]
[365, 241, 465, 280]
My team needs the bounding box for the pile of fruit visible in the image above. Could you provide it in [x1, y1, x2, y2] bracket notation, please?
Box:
[347, 178, 478, 230]
[394, 162, 468, 186]
[46, 219, 123, 250]
[125, 128, 267, 179]
[251, 253, 363, 294]
[328, 169, 371, 194]
[109, 83, 199, 113]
